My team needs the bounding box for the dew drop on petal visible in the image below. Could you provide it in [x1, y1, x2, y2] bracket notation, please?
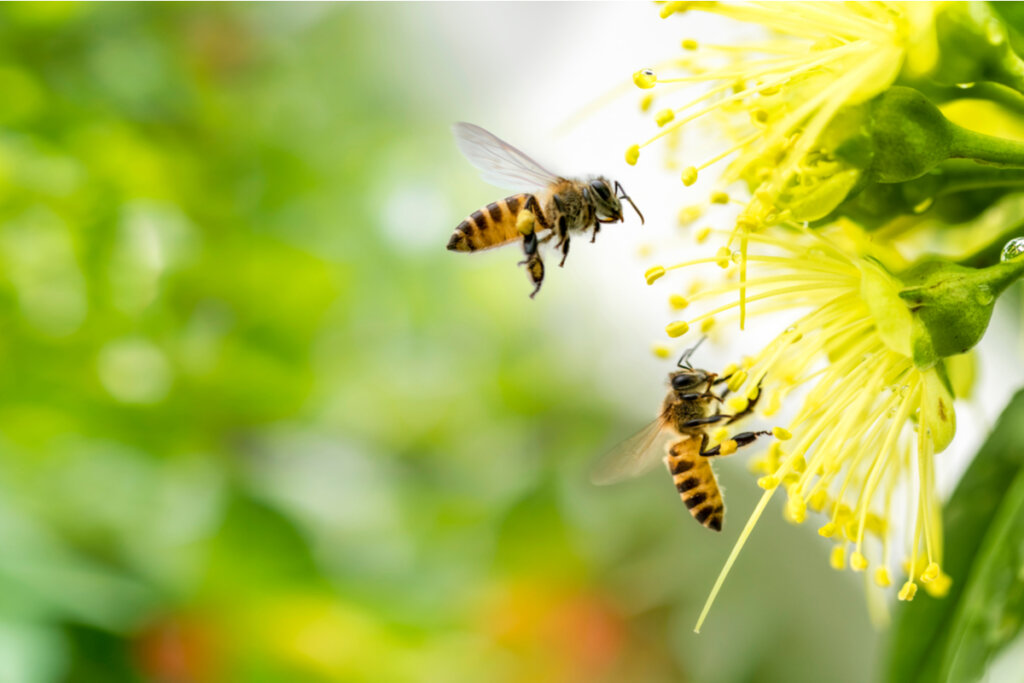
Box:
[1000, 236, 1024, 262]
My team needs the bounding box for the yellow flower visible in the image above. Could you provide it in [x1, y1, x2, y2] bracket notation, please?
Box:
[650, 222, 956, 632]
[629, 2, 939, 325]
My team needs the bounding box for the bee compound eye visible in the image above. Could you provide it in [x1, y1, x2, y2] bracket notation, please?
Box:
[590, 180, 611, 200]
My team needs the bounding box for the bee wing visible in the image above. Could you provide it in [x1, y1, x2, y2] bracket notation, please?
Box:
[452, 122, 561, 192]
[591, 416, 673, 486]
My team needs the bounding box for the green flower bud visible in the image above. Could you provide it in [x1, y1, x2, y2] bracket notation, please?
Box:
[898, 252, 1024, 368]
[868, 87, 953, 183]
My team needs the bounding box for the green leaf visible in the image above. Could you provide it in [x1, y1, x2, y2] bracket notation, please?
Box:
[885, 388, 1024, 682]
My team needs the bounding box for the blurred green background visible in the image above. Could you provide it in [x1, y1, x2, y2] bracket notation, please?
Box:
[0, 4, 885, 681]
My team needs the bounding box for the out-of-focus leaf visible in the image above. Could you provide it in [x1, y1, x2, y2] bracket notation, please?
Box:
[885, 388, 1024, 682]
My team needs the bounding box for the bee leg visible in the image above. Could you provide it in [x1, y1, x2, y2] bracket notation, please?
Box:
[517, 232, 545, 298]
[726, 382, 764, 424]
[590, 223, 600, 244]
[680, 415, 730, 429]
[558, 235, 570, 267]
[700, 430, 772, 457]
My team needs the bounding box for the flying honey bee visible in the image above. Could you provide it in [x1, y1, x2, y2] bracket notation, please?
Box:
[448, 122, 644, 297]
[593, 340, 772, 532]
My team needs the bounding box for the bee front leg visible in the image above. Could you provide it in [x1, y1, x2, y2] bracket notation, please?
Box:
[590, 223, 600, 243]
[700, 430, 772, 457]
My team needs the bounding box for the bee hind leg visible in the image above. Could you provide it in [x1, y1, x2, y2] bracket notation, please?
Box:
[558, 236, 570, 267]
[518, 231, 545, 298]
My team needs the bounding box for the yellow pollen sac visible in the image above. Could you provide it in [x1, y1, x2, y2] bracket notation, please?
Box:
[660, 2, 685, 18]
[726, 396, 748, 413]
[875, 567, 892, 587]
[818, 522, 836, 538]
[791, 455, 807, 474]
[516, 209, 536, 236]
[722, 363, 738, 377]
[633, 68, 657, 89]
[921, 562, 940, 583]
[786, 489, 806, 524]
[677, 205, 703, 226]
[757, 475, 779, 490]
[681, 166, 698, 186]
[727, 370, 747, 393]
[851, 551, 869, 572]
[898, 581, 918, 601]
[718, 439, 738, 456]
[655, 108, 675, 126]
[695, 226, 711, 243]
[625, 144, 640, 165]
[645, 265, 667, 285]
[669, 294, 689, 310]
[751, 109, 769, 125]
[640, 93, 654, 112]
[710, 191, 730, 204]
[745, 384, 760, 401]
[809, 489, 828, 512]
[772, 427, 792, 441]
[651, 343, 672, 359]
[924, 571, 952, 598]
[681, 38, 698, 50]
[700, 318, 715, 333]
[830, 545, 846, 570]
[715, 246, 731, 268]
[666, 320, 689, 338]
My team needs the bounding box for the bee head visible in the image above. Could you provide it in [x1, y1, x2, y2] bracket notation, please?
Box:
[588, 178, 644, 225]
[588, 177, 620, 219]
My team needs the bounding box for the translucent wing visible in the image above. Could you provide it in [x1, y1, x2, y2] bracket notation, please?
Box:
[591, 415, 673, 486]
[452, 122, 561, 192]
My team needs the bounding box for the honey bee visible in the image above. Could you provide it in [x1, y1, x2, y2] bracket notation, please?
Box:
[593, 339, 771, 532]
[448, 122, 644, 297]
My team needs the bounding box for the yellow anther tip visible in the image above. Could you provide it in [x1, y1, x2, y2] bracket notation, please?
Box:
[809, 490, 828, 511]
[898, 581, 918, 601]
[645, 265, 666, 285]
[710, 191, 729, 204]
[666, 320, 689, 338]
[681, 167, 698, 186]
[700, 318, 715, 333]
[726, 396, 748, 413]
[640, 93, 654, 112]
[681, 38, 698, 50]
[652, 343, 672, 359]
[921, 562, 940, 583]
[719, 440, 738, 456]
[715, 246, 731, 269]
[695, 226, 712, 243]
[625, 144, 640, 165]
[851, 551, 868, 572]
[772, 427, 792, 441]
[726, 370, 747, 393]
[874, 567, 891, 587]
[668, 294, 689, 310]
[633, 69, 657, 89]
[655, 108, 675, 126]
[757, 475, 779, 490]
[818, 522, 836, 538]
[830, 546, 846, 570]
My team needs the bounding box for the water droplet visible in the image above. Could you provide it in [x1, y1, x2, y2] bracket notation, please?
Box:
[1001, 237, 1024, 262]
[955, 82, 976, 89]
[785, 325, 797, 334]
[974, 286, 994, 306]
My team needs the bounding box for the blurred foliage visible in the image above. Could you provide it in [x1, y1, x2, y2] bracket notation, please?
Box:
[0, 4, 887, 682]
[886, 389, 1024, 683]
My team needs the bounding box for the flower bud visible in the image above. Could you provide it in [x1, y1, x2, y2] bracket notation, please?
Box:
[898, 254, 1024, 367]
[867, 87, 953, 183]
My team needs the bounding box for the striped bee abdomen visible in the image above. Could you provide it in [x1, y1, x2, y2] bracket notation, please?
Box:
[448, 193, 535, 252]
[665, 438, 724, 532]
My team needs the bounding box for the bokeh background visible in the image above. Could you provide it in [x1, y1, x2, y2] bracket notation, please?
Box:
[5, 3, 1024, 681]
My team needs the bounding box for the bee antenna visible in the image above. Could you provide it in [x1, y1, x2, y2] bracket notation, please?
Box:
[615, 181, 644, 225]
[677, 336, 708, 369]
